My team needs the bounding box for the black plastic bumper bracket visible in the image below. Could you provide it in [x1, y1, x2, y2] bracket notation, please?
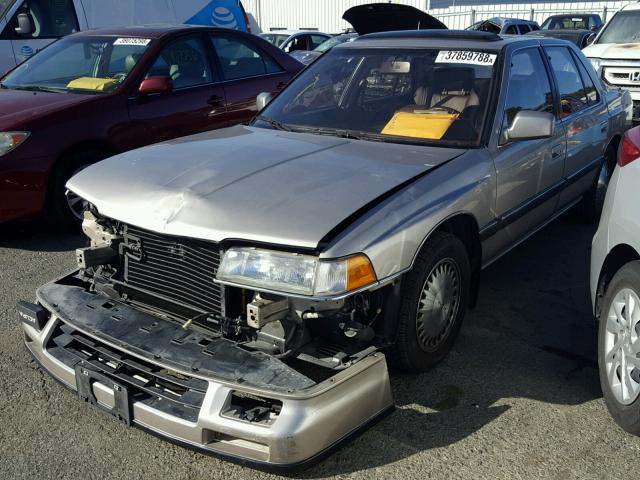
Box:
[75, 362, 132, 426]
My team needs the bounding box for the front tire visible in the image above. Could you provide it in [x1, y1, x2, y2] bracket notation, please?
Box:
[46, 150, 107, 231]
[598, 261, 640, 435]
[390, 231, 471, 372]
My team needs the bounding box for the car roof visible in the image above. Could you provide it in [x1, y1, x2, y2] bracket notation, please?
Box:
[485, 17, 537, 25]
[261, 30, 329, 36]
[73, 24, 229, 39]
[348, 29, 549, 50]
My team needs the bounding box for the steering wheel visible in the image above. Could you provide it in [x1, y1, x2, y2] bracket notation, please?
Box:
[111, 73, 127, 83]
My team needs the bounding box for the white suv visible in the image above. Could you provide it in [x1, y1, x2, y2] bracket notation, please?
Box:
[583, 3, 640, 122]
[591, 125, 640, 433]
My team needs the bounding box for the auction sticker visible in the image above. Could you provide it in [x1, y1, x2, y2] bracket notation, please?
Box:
[114, 38, 151, 46]
[435, 50, 497, 66]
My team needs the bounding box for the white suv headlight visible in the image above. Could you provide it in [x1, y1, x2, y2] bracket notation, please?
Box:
[216, 247, 377, 297]
[0, 131, 29, 156]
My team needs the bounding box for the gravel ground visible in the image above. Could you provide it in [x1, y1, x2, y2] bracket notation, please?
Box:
[0, 217, 638, 480]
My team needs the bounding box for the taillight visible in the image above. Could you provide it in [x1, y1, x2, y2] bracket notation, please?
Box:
[243, 10, 251, 33]
[618, 128, 640, 167]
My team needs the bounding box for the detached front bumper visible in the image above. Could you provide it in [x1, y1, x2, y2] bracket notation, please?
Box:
[20, 279, 394, 470]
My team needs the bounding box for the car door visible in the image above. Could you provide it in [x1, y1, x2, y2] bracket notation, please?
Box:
[127, 33, 228, 146]
[210, 32, 290, 126]
[544, 46, 609, 209]
[1, 0, 78, 65]
[490, 47, 566, 248]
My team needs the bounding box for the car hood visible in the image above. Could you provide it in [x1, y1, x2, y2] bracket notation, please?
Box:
[583, 42, 640, 60]
[342, 3, 446, 35]
[67, 125, 465, 249]
[0, 88, 95, 128]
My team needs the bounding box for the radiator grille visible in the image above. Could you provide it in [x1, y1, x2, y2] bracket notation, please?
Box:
[123, 225, 223, 315]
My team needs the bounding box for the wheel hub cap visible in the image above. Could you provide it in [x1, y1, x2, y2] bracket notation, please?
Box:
[415, 258, 460, 352]
[604, 288, 640, 405]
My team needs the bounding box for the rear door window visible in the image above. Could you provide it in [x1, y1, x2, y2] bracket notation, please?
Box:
[504, 25, 518, 35]
[518, 24, 531, 34]
[147, 36, 213, 89]
[572, 51, 599, 104]
[211, 34, 282, 80]
[545, 46, 589, 116]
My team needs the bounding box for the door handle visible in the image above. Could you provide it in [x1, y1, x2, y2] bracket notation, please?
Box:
[551, 144, 563, 159]
[207, 95, 224, 106]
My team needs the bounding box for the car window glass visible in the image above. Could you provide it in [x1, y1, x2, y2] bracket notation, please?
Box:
[546, 47, 588, 116]
[518, 24, 531, 34]
[503, 49, 554, 128]
[310, 35, 327, 49]
[3, 0, 78, 39]
[284, 35, 308, 53]
[505, 25, 518, 35]
[572, 52, 599, 104]
[212, 35, 281, 80]
[530, 23, 540, 31]
[147, 36, 212, 89]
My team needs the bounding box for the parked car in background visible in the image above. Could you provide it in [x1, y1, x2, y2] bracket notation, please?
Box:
[583, 3, 640, 123]
[591, 126, 640, 434]
[0, 25, 302, 228]
[259, 30, 332, 54]
[289, 33, 358, 65]
[466, 17, 539, 35]
[0, 0, 252, 76]
[21, 31, 629, 469]
[289, 2, 448, 66]
[526, 28, 596, 49]
[540, 14, 603, 32]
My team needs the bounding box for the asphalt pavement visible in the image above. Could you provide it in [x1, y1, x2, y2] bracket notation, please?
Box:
[1, 217, 638, 480]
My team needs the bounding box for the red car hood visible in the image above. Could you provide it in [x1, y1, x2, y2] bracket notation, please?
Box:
[0, 88, 95, 129]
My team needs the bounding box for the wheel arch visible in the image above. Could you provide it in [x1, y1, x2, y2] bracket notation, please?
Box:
[596, 243, 640, 321]
[428, 212, 482, 308]
[604, 134, 621, 170]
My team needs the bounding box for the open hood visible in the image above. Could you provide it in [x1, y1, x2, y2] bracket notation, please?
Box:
[342, 3, 446, 35]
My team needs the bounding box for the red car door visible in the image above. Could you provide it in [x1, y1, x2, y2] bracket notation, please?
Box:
[209, 33, 292, 126]
[127, 33, 227, 147]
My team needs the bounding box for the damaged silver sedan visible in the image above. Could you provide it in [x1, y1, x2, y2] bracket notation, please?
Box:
[19, 30, 630, 469]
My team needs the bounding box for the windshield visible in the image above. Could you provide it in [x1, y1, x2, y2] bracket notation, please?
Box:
[0, 0, 13, 19]
[314, 37, 346, 53]
[467, 21, 501, 34]
[541, 16, 589, 30]
[256, 47, 497, 147]
[1, 36, 151, 94]
[597, 11, 640, 44]
[260, 34, 289, 47]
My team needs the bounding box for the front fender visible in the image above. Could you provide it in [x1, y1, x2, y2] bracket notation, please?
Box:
[320, 150, 496, 281]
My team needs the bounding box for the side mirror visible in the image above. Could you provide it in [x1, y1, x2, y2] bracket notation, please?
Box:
[256, 92, 273, 111]
[14, 12, 34, 36]
[505, 110, 554, 142]
[586, 33, 596, 46]
[139, 76, 173, 95]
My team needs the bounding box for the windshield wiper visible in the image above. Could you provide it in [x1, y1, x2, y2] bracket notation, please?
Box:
[292, 126, 388, 143]
[254, 115, 292, 132]
[11, 85, 65, 93]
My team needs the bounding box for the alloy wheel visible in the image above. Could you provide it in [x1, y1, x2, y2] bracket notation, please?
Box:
[604, 287, 640, 405]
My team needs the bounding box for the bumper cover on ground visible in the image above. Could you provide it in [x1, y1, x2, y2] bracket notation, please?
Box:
[21, 280, 394, 469]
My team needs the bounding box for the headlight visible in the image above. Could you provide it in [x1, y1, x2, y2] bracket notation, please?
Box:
[0, 131, 29, 156]
[216, 247, 377, 297]
[588, 58, 601, 72]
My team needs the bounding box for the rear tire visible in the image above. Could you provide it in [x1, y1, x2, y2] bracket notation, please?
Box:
[598, 261, 640, 435]
[389, 231, 471, 373]
[46, 149, 107, 231]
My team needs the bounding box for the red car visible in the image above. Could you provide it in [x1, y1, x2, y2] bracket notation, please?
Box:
[0, 25, 302, 228]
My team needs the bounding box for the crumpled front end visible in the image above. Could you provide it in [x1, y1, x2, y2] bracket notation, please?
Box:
[19, 211, 396, 469]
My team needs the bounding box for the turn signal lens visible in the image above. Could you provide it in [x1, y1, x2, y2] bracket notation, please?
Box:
[618, 128, 640, 167]
[0, 131, 29, 156]
[347, 255, 377, 291]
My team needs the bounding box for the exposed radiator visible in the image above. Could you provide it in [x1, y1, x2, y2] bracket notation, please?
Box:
[123, 225, 223, 315]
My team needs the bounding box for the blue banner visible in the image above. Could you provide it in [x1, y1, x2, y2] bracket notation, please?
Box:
[185, 1, 247, 32]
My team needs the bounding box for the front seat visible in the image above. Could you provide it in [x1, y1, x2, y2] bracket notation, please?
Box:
[414, 67, 480, 114]
[125, 53, 141, 74]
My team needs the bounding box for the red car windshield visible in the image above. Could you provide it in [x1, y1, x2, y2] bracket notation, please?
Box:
[1, 35, 151, 94]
